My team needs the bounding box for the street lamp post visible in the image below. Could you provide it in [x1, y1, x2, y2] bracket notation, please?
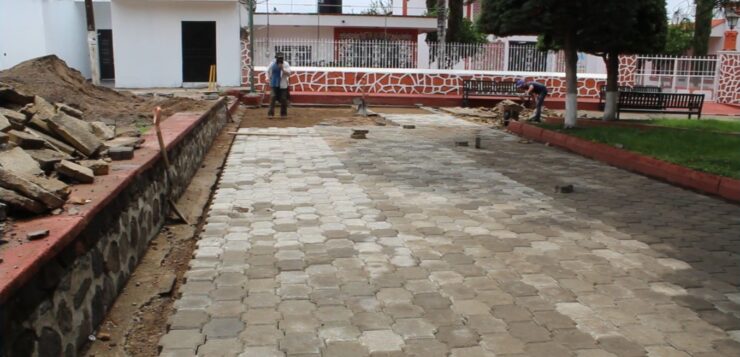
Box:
[723, 3, 740, 51]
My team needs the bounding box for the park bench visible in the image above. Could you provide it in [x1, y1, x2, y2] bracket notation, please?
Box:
[616, 91, 705, 119]
[598, 85, 661, 109]
[462, 80, 520, 107]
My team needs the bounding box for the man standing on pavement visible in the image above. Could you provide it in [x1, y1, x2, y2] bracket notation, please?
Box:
[267, 52, 291, 118]
[516, 79, 548, 122]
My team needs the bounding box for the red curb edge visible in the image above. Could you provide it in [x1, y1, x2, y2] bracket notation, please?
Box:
[509, 121, 738, 203]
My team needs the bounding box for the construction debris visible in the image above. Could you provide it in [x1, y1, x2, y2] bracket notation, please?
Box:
[79, 160, 110, 176]
[0, 56, 210, 220]
[351, 129, 369, 139]
[555, 184, 575, 194]
[26, 229, 50, 241]
[56, 160, 95, 184]
[109, 146, 134, 160]
[440, 100, 561, 128]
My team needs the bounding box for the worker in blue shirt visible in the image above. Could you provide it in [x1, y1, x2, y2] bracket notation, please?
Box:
[516, 79, 548, 122]
[267, 52, 292, 118]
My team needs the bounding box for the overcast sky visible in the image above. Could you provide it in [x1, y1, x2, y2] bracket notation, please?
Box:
[259, 0, 698, 17]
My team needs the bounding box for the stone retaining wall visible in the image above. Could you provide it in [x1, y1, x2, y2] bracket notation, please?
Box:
[0, 100, 231, 357]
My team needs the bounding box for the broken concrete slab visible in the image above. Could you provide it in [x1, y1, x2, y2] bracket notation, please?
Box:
[0, 83, 34, 106]
[32, 96, 57, 121]
[56, 160, 94, 184]
[48, 112, 102, 157]
[0, 108, 28, 127]
[109, 146, 134, 160]
[55, 103, 83, 119]
[0, 186, 45, 214]
[26, 127, 77, 156]
[90, 121, 115, 140]
[0, 167, 65, 209]
[78, 159, 109, 176]
[25, 149, 72, 171]
[104, 136, 144, 149]
[0, 114, 11, 132]
[25, 174, 70, 198]
[7, 130, 46, 149]
[0, 147, 43, 176]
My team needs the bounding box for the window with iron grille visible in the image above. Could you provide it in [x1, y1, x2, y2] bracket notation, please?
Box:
[274, 45, 312, 66]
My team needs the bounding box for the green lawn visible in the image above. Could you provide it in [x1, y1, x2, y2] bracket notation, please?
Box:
[645, 119, 740, 134]
[540, 123, 740, 179]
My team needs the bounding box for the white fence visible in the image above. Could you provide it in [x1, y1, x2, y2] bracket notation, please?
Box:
[253, 38, 604, 72]
[635, 55, 718, 99]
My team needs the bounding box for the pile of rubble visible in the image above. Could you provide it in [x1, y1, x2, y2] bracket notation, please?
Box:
[0, 84, 143, 217]
[441, 100, 562, 127]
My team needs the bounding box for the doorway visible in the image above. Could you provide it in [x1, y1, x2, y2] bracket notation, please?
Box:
[182, 21, 216, 83]
[97, 29, 115, 80]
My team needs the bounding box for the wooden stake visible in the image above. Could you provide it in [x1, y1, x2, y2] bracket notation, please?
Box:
[153, 107, 190, 225]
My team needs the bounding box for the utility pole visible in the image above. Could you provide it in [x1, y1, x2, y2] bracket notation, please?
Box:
[436, 0, 447, 69]
[248, 0, 255, 92]
[84, 0, 100, 85]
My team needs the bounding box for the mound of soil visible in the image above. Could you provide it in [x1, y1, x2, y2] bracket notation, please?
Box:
[0, 55, 211, 126]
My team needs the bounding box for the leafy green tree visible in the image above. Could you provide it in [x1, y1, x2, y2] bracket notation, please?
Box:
[425, 0, 486, 43]
[694, 0, 715, 55]
[578, 0, 667, 121]
[478, 0, 594, 128]
[665, 22, 694, 55]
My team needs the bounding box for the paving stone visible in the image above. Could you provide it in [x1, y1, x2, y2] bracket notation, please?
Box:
[391, 318, 437, 339]
[450, 346, 496, 357]
[159, 329, 205, 351]
[240, 325, 283, 346]
[436, 325, 480, 348]
[395, 341, 445, 357]
[359, 330, 404, 353]
[169, 310, 210, 330]
[214, 332, 264, 357]
[279, 333, 322, 355]
[203, 318, 244, 338]
[168, 125, 740, 357]
[322, 341, 369, 357]
[197, 338, 242, 357]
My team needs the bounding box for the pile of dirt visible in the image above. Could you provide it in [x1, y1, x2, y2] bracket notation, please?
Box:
[441, 100, 562, 127]
[0, 55, 210, 126]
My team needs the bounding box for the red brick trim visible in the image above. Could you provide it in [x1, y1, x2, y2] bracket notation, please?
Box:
[509, 121, 738, 203]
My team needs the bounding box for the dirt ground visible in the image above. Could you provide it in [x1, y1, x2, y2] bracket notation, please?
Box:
[83, 110, 242, 357]
[239, 105, 430, 128]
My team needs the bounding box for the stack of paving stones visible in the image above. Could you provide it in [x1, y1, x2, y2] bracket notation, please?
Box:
[161, 116, 740, 357]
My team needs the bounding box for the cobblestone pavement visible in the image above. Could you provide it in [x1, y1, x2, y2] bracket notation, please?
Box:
[160, 114, 740, 356]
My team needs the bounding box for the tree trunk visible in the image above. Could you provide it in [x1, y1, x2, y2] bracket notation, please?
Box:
[447, 0, 463, 43]
[564, 32, 578, 128]
[603, 52, 619, 121]
[693, 0, 714, 56]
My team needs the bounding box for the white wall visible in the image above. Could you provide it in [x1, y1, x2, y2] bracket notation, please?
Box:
[0, 0, 49, 70]
[112, 0, 241, 88]
[0, 0, 111, 77]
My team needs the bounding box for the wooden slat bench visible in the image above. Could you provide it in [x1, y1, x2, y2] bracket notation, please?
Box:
[462, 80, 520, 107]
[616, 92, 705, 119]
[599, 85, 662, 109]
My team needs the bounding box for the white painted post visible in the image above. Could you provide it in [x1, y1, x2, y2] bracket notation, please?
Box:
[84, 0, 100, 85]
